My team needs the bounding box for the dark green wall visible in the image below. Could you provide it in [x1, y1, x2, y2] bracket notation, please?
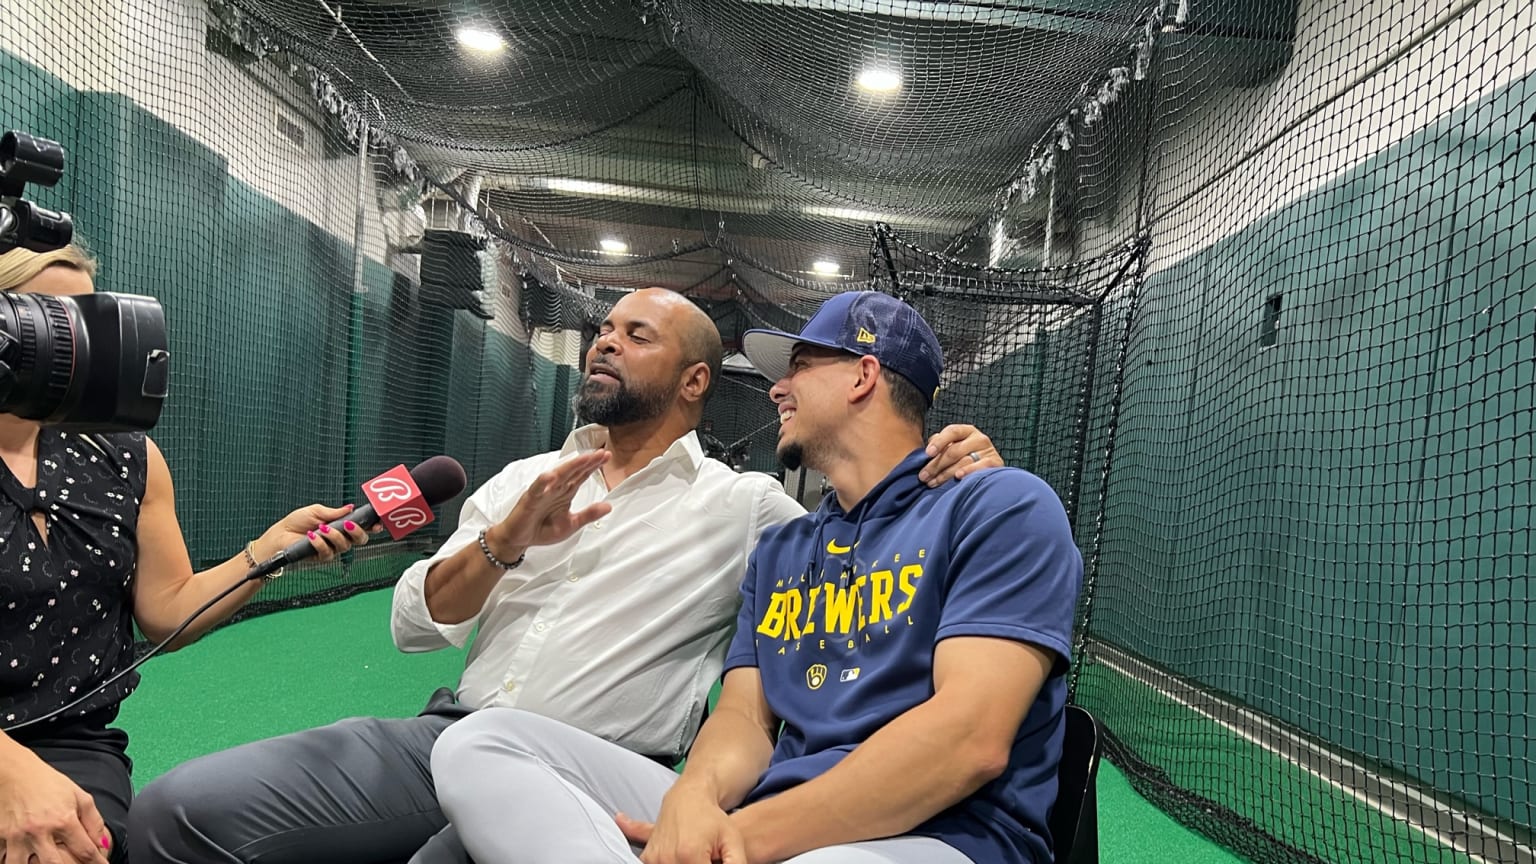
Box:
[3, 53, 572, 595]
[1088, 74, 1534, 824]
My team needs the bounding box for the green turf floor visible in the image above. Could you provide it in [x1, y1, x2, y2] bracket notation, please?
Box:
[115, 588, 1250, 864]
[1074, 663, 1480, 864]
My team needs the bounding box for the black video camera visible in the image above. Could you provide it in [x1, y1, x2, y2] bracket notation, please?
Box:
[0, 130, 170, 431]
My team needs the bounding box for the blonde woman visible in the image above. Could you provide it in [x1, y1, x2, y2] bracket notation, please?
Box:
[0, 245, 370, 864]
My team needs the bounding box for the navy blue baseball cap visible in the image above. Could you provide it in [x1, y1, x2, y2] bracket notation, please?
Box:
[742, 291, 944, 405]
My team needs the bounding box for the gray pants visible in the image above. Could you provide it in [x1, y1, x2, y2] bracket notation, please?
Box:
[431, 708, 974, 864]
[128, 690, 474, 864]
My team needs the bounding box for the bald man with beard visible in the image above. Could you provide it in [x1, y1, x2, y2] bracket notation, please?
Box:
[130, 289, 1005, 864]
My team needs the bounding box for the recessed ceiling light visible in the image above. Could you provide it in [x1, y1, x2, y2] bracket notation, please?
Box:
[456, 27, 505, 53]
[804, 206, 888, 222]
[812, 260, 840, 275]
[856, 67, 902, 93]
[547, 178, 620, 195]
[600, 238, 629, 253]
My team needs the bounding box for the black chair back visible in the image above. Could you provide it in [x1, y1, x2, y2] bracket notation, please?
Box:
[1049, 704, 1103, 864]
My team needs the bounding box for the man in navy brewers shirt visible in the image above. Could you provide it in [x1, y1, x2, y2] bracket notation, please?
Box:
[427, 291, 1083, 864]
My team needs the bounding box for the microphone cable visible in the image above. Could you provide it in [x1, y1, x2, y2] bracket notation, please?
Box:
[4, 564, 267, 734]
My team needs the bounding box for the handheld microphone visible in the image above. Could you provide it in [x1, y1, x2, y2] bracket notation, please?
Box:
[4, 455, 469, 735]
[246, 455, 468, 581]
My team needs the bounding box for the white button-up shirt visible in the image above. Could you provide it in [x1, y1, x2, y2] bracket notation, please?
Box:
[391, 425, 806, 759]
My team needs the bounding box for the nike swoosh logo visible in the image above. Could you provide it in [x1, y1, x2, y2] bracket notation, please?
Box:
[826, 539, 851, 554]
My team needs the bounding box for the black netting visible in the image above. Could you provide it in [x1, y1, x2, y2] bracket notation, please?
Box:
[1072, 3, 1536, 863]
[5, 0, 1533, 860]
[871, 227, 1122, 523]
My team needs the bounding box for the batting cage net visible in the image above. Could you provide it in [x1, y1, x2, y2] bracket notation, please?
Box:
[3, 0, 1531, 860]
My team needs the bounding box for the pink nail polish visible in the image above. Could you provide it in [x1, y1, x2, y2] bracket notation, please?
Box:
[320, 524, 331, 533]
[101, 835, 110, 849]
[307, 531, 316, 540]
[344, 521, 357, 531]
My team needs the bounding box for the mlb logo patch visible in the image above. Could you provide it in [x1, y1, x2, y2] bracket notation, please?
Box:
[839, 668, 861, 682]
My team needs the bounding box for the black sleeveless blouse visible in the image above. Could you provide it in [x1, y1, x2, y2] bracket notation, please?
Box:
[0, 430, 147, 730]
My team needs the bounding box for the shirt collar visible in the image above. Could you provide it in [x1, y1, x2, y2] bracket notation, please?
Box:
[559, 423, 707, 473]
[818, 447, 930, 519]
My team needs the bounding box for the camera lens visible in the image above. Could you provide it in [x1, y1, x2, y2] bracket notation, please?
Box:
[0, 291, 85, 422]
[0, 291, 169, 431]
